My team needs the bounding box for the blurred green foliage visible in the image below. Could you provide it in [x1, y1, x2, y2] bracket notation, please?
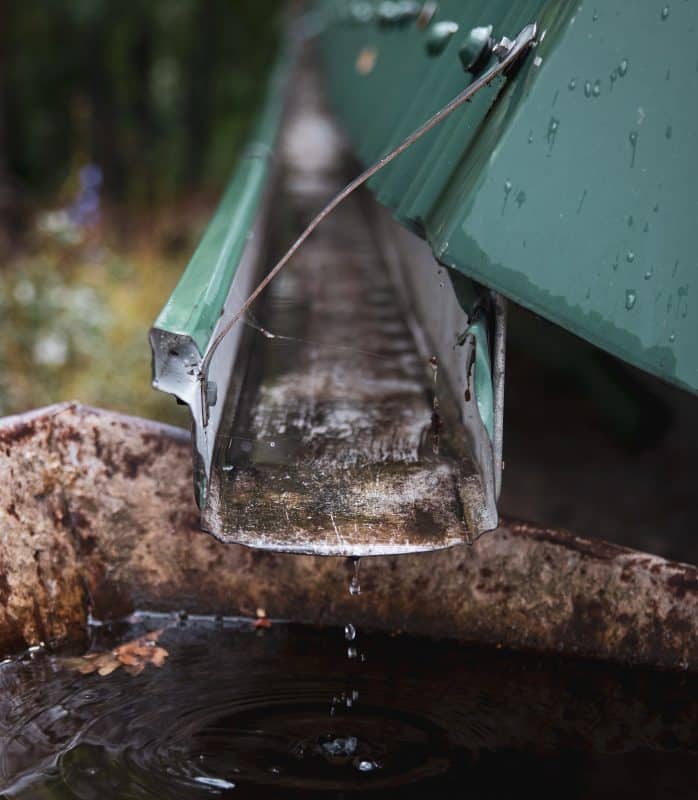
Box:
[3, 0, 281, 203]
[0, 203, 214, 425]
[0, 0, 282, 424]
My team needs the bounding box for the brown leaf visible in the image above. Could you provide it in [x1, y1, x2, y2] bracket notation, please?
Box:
[115, 651, 141, 666]
[61, 630, 169, 678]
[150, 647, 168, 668]
[121, 645, 152, 659]
[97, 660, 120, 677]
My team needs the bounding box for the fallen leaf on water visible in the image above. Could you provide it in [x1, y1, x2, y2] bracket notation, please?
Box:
[62, 630, 169, 677]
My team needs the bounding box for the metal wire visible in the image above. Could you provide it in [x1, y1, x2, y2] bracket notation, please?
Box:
[200, 23, 537, 386]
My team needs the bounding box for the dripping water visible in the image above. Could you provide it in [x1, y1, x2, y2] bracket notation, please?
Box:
[349, 556, 362, 597]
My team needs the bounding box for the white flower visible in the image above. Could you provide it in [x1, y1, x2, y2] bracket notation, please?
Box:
[33, 333, 69, 367]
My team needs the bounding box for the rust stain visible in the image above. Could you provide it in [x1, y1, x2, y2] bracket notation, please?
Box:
[667, 571, 698, 599]
[506, 518, 627, 562]
[0, 418, 37, 445]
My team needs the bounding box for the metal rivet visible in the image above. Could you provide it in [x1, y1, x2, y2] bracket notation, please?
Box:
[458, 25, 494, 73]
[348, 2, 374, 24]
[377, 1, 420, 26]
[425, 20, 459, 55]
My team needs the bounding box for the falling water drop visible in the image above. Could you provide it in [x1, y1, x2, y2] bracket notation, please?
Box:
[661, 6, 670, 20]
[619, 58, 629, 76]
[345, 623, 357, 641]
[669, 332, 676, 343]
[625, 289, 637, 310]
[592, 79, 601, 97]
[584, 80, 592, 97]
[626, 251, 635, 263]
[644, 269, 653, 280]
[568, 77, 576, 91]
[349, 557, 361, 596]
[357, 760, 381, 772]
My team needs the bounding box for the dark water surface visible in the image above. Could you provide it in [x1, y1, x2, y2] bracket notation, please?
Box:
[1, 614, 696, 798]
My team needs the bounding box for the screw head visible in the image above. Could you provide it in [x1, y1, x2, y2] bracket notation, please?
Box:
[459, 25, 493, 73]
[425, 20, 459, 56]
[348, 2, 374, 24]
[377, 1, 420, 25]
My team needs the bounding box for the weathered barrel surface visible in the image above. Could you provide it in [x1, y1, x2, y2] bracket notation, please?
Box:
[0, 403, 696, 669]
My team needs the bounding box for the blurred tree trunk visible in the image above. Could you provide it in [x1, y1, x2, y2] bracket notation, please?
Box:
[0, 0, 9, 194]
[0, 0, 17, 250]
[132, 18, 155, 207]
[184, 0, 218, 183]
[86, 8, 126, 201]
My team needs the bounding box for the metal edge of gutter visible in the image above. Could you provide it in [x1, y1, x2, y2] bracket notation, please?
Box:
[149, 32, 301, 506]
[371, 203, 501, 536]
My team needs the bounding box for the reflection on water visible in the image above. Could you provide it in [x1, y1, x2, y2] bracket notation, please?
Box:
[1, 613, 696, 798]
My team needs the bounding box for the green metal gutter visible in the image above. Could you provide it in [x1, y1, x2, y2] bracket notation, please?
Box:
[318, 0, 698, 395]
[153, 47, 292, 355]
[150, 35, 299, 503]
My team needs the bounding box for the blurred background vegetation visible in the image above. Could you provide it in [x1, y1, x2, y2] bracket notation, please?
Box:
[0, 0, 281, 424]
